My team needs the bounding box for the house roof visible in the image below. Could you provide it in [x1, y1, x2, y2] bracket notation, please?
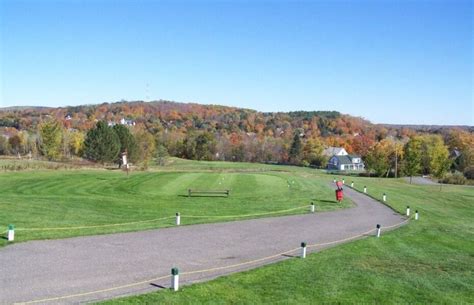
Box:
[323, 147, 346, 156]
[333, 155, 353, 165]
[332, 154, 362, 165]
[348, 154, 361, 159]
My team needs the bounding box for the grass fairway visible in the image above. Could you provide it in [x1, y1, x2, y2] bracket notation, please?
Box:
[0, 160, 350, 246]
[100, 176, 474, 304]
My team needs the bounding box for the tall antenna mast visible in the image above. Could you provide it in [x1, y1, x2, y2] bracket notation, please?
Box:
[145, 83, 150, 102]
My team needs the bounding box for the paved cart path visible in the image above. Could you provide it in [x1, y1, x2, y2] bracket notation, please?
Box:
[0, 186, 406, 305]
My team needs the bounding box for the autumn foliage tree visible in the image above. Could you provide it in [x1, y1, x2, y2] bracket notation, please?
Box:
[134, 128, 156, 169]
[365, 141, 391, 177]
[39, 119, 63, 160]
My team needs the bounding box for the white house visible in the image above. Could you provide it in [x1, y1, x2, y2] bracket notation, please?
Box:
[324, 147, 365, 171]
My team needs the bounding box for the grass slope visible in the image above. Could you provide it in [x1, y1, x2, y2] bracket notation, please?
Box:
[100, 176, 474, 304]
[0, 160, 350, 246]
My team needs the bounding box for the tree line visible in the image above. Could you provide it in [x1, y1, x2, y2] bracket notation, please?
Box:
[0, 101, 472, 182]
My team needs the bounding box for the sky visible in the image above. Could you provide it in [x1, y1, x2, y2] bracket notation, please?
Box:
[0, 0, 472, 125]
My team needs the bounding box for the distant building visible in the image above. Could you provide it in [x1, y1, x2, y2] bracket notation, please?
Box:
[108, 118, 136, 127]
[327, 154, 365, 171]
[120, 118, 136, 126]
[450, 148, 461, 159]
[323, 147, 348, 157]
[324, 147, 365, 171]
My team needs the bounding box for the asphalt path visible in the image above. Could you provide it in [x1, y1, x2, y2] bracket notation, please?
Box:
[0, 185, 406, 304]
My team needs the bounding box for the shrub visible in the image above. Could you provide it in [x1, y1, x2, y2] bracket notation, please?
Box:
[441, 172, 466, 185]
[463, 166, 474, 180]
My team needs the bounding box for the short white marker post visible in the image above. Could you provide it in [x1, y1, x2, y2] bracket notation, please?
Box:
[383, 193, 387, 202]
[415, 210, 419, 220]
[7, 224, 14, 242]
[342, 178, 345, 185]
[171, 267, 179, 291]
[301, 242, 307, 258]
[376, 224, 381, 238]
[175, 213, 181, 226]
[333, 178, 336, 183]
[351, 181, 354, 188]
[310, 202, 315, 213]
[406, 206, 410, 217]
[364, 186, 367, 194]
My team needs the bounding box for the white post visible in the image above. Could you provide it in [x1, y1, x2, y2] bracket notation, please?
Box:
[364, 186, 367, 194]
[7, 224, 14, 242]
[342, 178, 345, 185]
[310, 202, 315, 213]
[301, 242, 307, 258]
[333, 178, 336, 183]
[171, 268, 179, 291]
[406, 206, 410, 217]
[376, 224, 381, 238]
[383, 193, 386, 202]
[176, 213, 181, 226]
[415, 210, 419, 220]
[351, 181, 354, 188]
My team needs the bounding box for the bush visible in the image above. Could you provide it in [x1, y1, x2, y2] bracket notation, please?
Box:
[300, 160, 310, 167]
[441, 172, 466, 185]
[463, 166, 474, 180]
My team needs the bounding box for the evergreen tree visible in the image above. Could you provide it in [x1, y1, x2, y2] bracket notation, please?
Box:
[113, 124, 138, 163]
[195, 132, 216, 161]
[289, 133, 302, 164]
[156, 144, 169, 166]
[83, 121, 120, 163]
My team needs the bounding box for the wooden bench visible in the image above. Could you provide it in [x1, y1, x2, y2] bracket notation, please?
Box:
[188, 189, 230, 197]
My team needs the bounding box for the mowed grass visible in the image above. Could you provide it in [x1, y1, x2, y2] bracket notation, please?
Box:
[0, 161, 350, 246]
[100, 175, 474, 304]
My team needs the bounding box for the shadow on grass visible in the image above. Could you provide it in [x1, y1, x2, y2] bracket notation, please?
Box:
[317, 199, 338, 204]
[177, 195, 229, 198]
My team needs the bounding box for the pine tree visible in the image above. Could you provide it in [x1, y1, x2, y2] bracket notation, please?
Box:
[83, 121, 120, 164]
[113, 124, 138, 163]
[289, 133, 302, 164]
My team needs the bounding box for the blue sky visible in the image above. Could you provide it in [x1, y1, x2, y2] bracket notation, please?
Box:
[1, 0, 472, 125]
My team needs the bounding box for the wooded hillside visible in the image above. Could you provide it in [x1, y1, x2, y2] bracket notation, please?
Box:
[1, 100, 473, 182]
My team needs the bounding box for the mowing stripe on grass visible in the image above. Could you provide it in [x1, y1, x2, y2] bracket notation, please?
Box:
[7, 205, 311, 232]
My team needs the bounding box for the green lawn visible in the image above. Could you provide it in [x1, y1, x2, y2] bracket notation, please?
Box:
[0, 160, 350, 246]
[100, 175, 474, 304]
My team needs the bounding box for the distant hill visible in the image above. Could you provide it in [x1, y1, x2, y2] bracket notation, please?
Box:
[1, 99, 473, 166]
[0, 100, 471, 154]
[381, 124, 473, 133]
[0, 106, 53, 112]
